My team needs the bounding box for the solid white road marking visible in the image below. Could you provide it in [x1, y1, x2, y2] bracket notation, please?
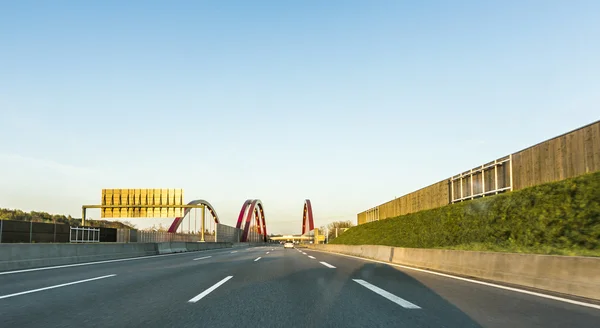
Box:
[308, 256, 316, 259]
[353, 279, 421, 309]
[319, 261, 336, 268]
[0, 249, 228, 276]
[309, 249, 600, 310]
[230, 251, 238, 254]
[254, 257, 262, 262]
[0, 274, 116, 300]
[188, 276, 233, 303]
[193, 256, 212, 261]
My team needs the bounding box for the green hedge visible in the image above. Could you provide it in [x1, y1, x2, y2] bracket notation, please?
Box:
[332, 171, 600, 254]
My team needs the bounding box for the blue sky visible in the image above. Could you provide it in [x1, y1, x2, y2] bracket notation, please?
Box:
[1, 1, 599, 234]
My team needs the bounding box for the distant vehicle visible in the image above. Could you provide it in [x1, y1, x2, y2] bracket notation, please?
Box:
[284, 241, 294, 249]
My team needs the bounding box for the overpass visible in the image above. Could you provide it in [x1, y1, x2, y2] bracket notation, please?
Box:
[270, 235, 313, 242]
[270, 199, 317, 243]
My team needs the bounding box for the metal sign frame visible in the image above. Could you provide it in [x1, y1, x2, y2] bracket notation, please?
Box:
[81, 204, 205, 225]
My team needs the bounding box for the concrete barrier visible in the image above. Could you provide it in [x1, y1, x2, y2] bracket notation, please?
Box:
[233, 242, 265, 248]
[307, 244, 600, 301]
[170, 242, 187, 253]
[0, 242, 233, 272]
[156, 242, 173, 255]
[185, 242, 232, 251]
[0, 243, 158, 271]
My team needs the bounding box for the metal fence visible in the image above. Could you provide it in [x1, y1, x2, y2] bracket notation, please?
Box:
[0, 219, 217, 244]
[116, 230, 216, 243]
[69, 226, 100, 243]
[0, 219, 116, 243]
[138, 231, 196, 242]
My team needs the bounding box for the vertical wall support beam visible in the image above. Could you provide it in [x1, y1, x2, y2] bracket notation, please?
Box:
[509, 154, 514, 191]
[81, 207, 87, 226]
[481, 165, 485, 197]
[494, 160, 499, 194]
[460, 175, 463, 201]
[201, 205, 205, 242]
[470, 169, 474, 198]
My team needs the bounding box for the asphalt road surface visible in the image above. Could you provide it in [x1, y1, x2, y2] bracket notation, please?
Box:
[1, 245, 599, 328]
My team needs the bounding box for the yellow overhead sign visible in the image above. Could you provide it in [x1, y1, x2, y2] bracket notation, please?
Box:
[101, 189, 184, 218]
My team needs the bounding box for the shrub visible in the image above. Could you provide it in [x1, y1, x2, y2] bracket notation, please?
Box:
[332, 171, 600, 255]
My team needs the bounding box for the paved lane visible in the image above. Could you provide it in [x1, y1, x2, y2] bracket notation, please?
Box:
[1, 245, 598, 328]
[302, 248, 600, 328]
[0, 246, 269, 327]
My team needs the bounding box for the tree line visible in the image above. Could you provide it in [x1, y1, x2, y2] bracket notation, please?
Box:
[319, 220, 354, 241]
[0, 208, 135, 229]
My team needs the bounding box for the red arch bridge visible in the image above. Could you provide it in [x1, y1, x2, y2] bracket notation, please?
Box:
[167, 199, 315, 243]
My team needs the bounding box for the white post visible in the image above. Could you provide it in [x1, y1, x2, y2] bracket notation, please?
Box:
[215, 223, 218, 242]
[481, 164, 485, 197]
[460, 175, 463, 201]
[494, 160, 499, 194]
[470, 169, 474, 199]
[201, 206, 205, 242]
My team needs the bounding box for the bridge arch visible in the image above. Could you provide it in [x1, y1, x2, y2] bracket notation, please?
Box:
[236, 199, 267, 242]
[167, 199, 220, 233]
[302, 199, 315, 235]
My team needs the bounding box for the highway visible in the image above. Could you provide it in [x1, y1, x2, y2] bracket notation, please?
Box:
[1, 245, 599, 328]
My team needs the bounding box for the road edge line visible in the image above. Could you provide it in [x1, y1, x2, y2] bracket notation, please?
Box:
[307, 249, 600, 310]
[0, 248, 238, 276]
[0, 274, 117, 300]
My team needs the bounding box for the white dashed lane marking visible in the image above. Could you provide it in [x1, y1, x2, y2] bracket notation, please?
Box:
[188, 276, 233, 303]
[353, 279, 421, 309]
